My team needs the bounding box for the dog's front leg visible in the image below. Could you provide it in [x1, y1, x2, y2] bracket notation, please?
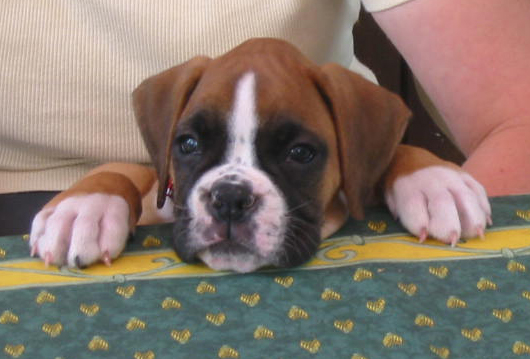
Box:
[29, 163, 168, 267]
[383, 145, 491, 246]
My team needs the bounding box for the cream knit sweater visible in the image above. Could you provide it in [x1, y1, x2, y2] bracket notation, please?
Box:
[0, 0, 411, 193]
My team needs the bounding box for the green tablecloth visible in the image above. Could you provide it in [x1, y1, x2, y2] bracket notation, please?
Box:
[1, 195, 530, 359]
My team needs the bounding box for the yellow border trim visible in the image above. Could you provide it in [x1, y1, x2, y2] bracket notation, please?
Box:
[1, 227, 529, 291]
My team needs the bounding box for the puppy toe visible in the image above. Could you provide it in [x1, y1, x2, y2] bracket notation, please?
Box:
[67, 213, 102, 268]
[450, 185, 487, 239]
[29, 208, 53, 250]
[98, 196, 131, 264]
[425, 189, 462, 244]
[66, 194, 130, 267]
[389, 190, 430, 240]
[462, 173, 491, 218]
[32, 204, 78, 266]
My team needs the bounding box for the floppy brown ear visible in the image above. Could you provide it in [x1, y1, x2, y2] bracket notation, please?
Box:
[132, 56, 211, 208]
[313, 63, 411, 219]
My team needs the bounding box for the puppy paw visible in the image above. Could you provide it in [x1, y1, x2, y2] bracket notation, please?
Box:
[385, 166, 491, 246]
[30, 193, 131, 267]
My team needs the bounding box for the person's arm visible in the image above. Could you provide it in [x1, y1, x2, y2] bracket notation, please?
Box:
[372, 0, 530, 196]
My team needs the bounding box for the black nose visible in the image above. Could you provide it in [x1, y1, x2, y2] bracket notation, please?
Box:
[209, 182, 256, 222]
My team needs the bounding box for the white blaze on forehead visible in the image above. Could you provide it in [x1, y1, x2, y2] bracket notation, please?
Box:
[227, 72, 258, 166]
[186, 70, 289, 272]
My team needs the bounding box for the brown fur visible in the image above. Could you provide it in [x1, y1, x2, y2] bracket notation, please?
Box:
[132, 56, 211, 208]
[52, 39, 455, 240]
[131, 38, 411, 224]
[45, 169, 147, 229]
[384, 144, 460, 190]
[311, 63, 411, 219]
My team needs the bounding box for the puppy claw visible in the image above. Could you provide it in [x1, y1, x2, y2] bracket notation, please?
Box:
[44, 252, 53, 268]
[477, 227, 486, 240]
[449, 232, 459, 248]
[102, 251, 112, 267]
[418, 228, 428, 243]
[74, 256, 88, 269]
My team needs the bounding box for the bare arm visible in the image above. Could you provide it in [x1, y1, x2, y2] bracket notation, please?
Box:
[372, 0, 530, 196]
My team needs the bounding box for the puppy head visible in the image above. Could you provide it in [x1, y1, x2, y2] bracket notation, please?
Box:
[133, 38, 409, 272]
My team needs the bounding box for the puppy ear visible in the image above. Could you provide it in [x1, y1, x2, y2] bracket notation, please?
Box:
[132, 56, 211, 208]
[313, 63, 411, 219]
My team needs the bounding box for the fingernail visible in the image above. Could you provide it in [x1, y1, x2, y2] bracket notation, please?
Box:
[487, 215, 493, 226]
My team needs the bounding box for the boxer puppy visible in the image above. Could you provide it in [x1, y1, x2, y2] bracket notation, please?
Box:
[30, 38, 491, 272]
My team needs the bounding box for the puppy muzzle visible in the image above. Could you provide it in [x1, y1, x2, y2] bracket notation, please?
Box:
[177, 164, 288, 272]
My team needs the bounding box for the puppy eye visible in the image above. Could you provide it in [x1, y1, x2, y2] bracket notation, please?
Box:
[178, 135, 200, 155]
[287, 144, 316, 164]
